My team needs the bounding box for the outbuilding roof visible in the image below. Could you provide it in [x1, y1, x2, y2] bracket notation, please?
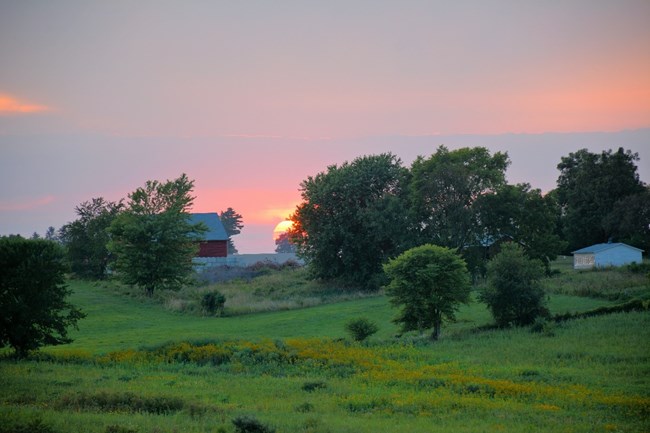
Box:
[189, 213, 228, 241]
[572, 242, 644, 254]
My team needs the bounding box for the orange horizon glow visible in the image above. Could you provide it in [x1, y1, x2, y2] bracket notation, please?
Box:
[272, 220, 294, 241]
[192, 188, 300, 225]
[0, 94, 50, 114]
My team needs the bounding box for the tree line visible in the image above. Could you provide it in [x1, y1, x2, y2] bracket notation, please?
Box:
[288, 146, 648, 290]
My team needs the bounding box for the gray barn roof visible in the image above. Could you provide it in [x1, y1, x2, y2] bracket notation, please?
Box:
[572, 242, 644, 254]
[189, 213, 228, 241]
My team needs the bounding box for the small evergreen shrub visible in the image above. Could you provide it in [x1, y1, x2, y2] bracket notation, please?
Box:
[344, 317, 379, 342]
[201, 291, 226, 316]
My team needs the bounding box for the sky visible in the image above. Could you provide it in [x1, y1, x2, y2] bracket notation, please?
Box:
[1, 1, 649, 253]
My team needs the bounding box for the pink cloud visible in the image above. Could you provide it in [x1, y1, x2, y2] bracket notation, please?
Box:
[0, 196, 56, 211]
[0, 94, 50, 115]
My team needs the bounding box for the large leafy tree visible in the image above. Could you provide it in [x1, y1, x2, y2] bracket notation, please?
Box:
[602, 188, 650, 252]
[109, 174, 206, 296]
[219, 207, 244, 254]
[556, 148, 645, 251]
[384, 244, 471, 341]
[59, 197, 124, 279]
[479, 243, 548, 327]
[290, 153, 410, 290]
[0, 236, 85, 357]
[477, 183, 566, 271]
[409, 146, 509, 253]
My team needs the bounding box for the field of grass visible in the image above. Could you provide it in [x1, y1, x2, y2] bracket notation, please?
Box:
[1, 265, 649, 433]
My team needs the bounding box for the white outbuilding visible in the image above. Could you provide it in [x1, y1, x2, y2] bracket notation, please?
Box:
[572, 242, 644, 270]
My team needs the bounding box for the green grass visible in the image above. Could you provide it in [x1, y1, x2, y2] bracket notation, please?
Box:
[2, 265, 649, 433]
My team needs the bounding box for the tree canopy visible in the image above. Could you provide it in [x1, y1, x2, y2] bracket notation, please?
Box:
[556, 147, 645, 251]
[290, 153, 410, 290]
[109, 174, 206, 296]
[0, 236, 85, 357]
[59, 197, 124, 279]
[410, 146, 509, 252]
[384, 244, 471, 340]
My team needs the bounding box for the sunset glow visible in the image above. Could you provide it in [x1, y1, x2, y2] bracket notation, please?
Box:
[0, 94, 49, 114]
[1, 1, 649, 252]
[273, 220, 294, 241]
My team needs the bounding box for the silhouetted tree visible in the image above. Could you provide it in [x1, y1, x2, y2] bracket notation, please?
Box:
[220, 208, 244, 254]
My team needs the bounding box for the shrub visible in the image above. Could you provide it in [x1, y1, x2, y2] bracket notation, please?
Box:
[0, 417, 58, 433]
[479, 243, 549, 327]
[301, 381, 327, 392]
[344, 318, 379, 342]
[201, 291, 226, 316]
[232, 416, 275, 433]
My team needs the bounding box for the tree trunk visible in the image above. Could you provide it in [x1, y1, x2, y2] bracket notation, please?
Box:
[431, 320, 441, 341]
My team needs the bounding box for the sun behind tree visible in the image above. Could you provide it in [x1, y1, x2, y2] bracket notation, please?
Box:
[273, 220, 294, 241]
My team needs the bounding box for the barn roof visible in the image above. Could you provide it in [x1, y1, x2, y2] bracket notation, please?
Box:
[572, 242, 644, 254]
[189, 213, 228, 241]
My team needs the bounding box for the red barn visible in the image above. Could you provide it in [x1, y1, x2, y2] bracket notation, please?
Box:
[190, 213, 228, 257]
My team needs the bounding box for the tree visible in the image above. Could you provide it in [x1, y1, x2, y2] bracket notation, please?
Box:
[274, 232, 296, 253]
[345, 317, 379, 342]
[108, 174, 206, 296]
[477, 183, 566, 272]
[384, 244, 471, 340]
[556, 148, 645, 251]
[290, 153, 410, 290]
[59, 197, 124, 279]
[602, 188, 650, 252]
[479, 243, 548, 327]
[0, 236, 85, 357]
[409, 146, 509, 273]
[44, 226, 59, 242]
[219, 207, 244, 254]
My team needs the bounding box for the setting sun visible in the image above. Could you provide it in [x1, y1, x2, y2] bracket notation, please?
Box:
[273, 220, 294, 240]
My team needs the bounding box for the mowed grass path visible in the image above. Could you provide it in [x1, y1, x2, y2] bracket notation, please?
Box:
[57, 280, 612, 354]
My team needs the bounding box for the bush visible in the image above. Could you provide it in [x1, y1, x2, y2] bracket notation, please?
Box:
[232, 416, 275, 433]
[201, 291, 226, 316]
[0, 417, 58, 433]
[479, 243, 549, 327]
[344, 318, 379, 342]
[301, 381, 327, 392]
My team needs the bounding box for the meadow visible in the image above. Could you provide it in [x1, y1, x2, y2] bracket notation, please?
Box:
[1, 262, 649, 433]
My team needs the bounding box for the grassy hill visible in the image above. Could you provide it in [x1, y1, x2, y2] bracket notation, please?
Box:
[1, 264, 649, 433]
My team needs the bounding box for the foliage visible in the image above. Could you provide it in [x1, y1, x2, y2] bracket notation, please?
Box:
[220, 207, 244, 254]
[384, 244, 471, 340]
[108, 174, 206, 296]
[201, 291, 226, 316]
[602, 188, 650, 252]
[274, 232, 295, 253]
[480, 243, 548, 327]
[0, 416, 59, 433]
[232, 416, 275, 433]
[290, 153, 410, 290]
[0, 237, 85, 357]
[409, 146, 509, 254]
[345, 317, 379, 342]
[556, 147, 645, 252]
[59, 197, 124, 279]
[477, 183, 566, 271]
